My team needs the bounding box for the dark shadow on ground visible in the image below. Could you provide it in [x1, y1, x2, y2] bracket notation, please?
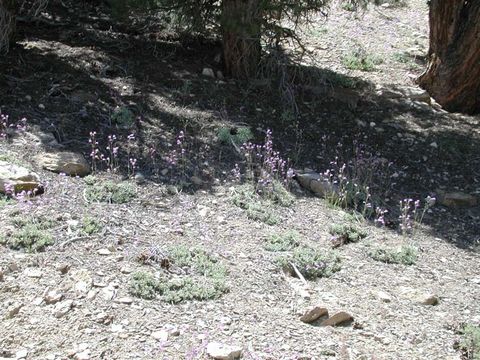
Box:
[1, 0, 479, 249]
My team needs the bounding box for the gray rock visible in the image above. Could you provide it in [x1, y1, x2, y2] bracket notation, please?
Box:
[5, 303, 23, 319]
[54, 299, 74, 318]
[44, 290, 64, 305]
[206, 342, 243, 360]
[437, 190, 477, 208]
[202, 68, 216, 78]
[35, 151, 90, 177]
[295, 170, 338, 197]
[0, 161, 41, 194]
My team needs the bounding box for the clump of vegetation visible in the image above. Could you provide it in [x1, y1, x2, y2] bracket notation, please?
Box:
[265, 230, 300, 252]
[111, 106, 135, 128]
[1, 215, 56, 252]
[85, 180, 136, 204]
[368, 245, 418, 265]
[342, 45, 383, 71]
[278, 247, 341, 280]
[129, 246, 228, 303]
[232, 184, 280, 225]
[218, 126, 253, 146]
[329, 223, 367, 247]
[129, 272, 159, 300]
[81, 217, 102, 235]
[458, 324, 480, 360]
[1, 224, 54, 252]
[0, 193, 11, 207]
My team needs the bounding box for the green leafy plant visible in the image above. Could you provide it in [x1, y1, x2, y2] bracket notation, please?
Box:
[85, 181, 136, 204]
[342, 45, 383, 72]
[278, 247, 342, 280]
[368, 245, 418, 265]
[129, 246, 228, 303]
[329, 223, 367, 247]
[1, 224, 54, 252]
[129, 271, 159, 300]
[81, 217, 102, 235]
[458, 324, 480, 360]
[265, 230, 300, 252]
[232, 184, 280, 225]
[111, 106, 135, 128]
[218, 126, 253, 146]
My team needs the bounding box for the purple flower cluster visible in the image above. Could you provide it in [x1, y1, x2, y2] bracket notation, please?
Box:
[240, 129, 293, 192]
[1, 111, 27, 140]
[165, 131, 186, 167]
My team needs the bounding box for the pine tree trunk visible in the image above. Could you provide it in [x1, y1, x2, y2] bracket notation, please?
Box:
[418, 0, 480, 114]
[221, 0, 262, 79]
[0, 0, 16, 54]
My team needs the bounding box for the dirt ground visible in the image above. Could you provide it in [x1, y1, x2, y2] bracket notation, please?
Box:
[1, 0, 480, 359]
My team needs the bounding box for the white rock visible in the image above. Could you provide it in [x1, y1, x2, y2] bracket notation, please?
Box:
[45, 290, 64, 305]
[97, 248, 111, 256]
[151, 330, 169, 342]
[115, 297, 133, 305]
[202, 68, 215, 78]
[16, 349, 28, 359]
[54, 299, 74, 318]
[0, 161, 41, 194]
[377, 291, 392, 303]
[206, 342, 243, 360]
[24, 268, 43, 278]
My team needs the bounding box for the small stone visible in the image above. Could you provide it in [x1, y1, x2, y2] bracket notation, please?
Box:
[151, 330, 169, 342]
[75, 350, 90, 360]
[25, 95, 32, 101]
[430, 142, 438, 148]
[97, 248, 111, 256]
[24, 268, 43, 278]
[54, 299, 74, 318]
[216, 71, 224, 80]
[111, 324, 124, 333]
[161, 169, 169, 176]
[320, 312, 354, 327]
[16, 349, 28, 359]
[57, 263, 71, 275]
[376, 291, 392, 303]
[202, 68, 215, 78]
[134, 173, 146, 184]
[420, 295, 439, 306]
[206, 342, 243, 360]
[38, 103, 46, 110]
[5, 303, 23, 319]
[44, 290, 64, 305]
[0, 269, 4, 282]
[115, 297, 133, 305]
[300, 307, 329, 324]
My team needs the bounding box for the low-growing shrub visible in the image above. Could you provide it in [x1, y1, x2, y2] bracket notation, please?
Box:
[1, 224, 54, 252]
[329, 223, 367, 247]
[342, 46, 383, 72]
[82, 216, 102, 235]
[265, 231, 300, 252]
[218, 126, 253, 146]
[458, 324, 480, 360]
[129, 271, 159, 300]
[85, 181, 136, 204]
[129, 246, 228, 303]
[232, 184, 280, 225]
[278, 247, 341, 280]
[368, 245, 418, 265]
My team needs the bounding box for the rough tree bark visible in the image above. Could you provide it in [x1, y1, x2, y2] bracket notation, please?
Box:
[221, 0, 262, 78]
[0, 0, 16, 54]
[418, 0, 480, 114]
